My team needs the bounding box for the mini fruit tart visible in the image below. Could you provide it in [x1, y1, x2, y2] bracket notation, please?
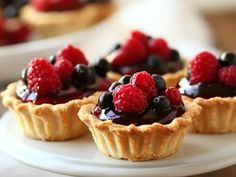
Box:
[179, 51, 236, 133]
[105, 30, 186, 87]
[79, 71, 201, 161]
[20, 0, 116, 38]
[1, 44, 114, 141]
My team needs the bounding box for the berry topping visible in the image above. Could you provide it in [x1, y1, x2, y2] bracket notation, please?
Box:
[30, 0, 80, 12]
[72, 64, 95, 89]
[21, 67, 28, 85]
[49, 55, 56, 65]
[99, 92, 113, 109]
[54, 59, 73, 83]
[147, 55, 165, 74]
[108, 82, 121, 92]
[190, 51, 219, 84]
[219, 52, 236, 67]
[164, 87, 182, 105]
[57, 45, 88, 66]
[118, 75, 131, 84]
[130, 30, 148, 46]
[111, 37, 146, 66]
[218, 65, 236, 87]
[169, 49, 180, 61]
[151, 96, 171, 112]
[148, 38, 171, 59]
[152, 74, 166, 91]
[27, 58, 62, 94]
[93, 58, 111, 77]
[113, 84, 148, 113]
[130, 71, 157, 100]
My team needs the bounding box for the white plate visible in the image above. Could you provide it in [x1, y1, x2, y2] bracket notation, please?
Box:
[0, 111, 236, 177]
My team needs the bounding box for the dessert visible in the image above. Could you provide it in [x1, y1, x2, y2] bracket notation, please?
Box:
[20, 0, 116, 38]
[105, 30, 186, 87]
[179, 51, 236, 133]
[79, 71, 201, 161]
[1, 44, 114, 141]
[0, 0, 30, 45]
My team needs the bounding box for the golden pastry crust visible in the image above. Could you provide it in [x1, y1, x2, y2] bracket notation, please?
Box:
[1, 82, 102, 141]
[78, 99, 201, 161]
[20, 2, 116, 38]
[183, 96, 236, 133]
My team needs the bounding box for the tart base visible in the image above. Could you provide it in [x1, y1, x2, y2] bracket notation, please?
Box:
[183, 96, 236, 134]
[78, 100, 201, 161]
[20, 2, 116, 38]
[1, 82, 102, 141]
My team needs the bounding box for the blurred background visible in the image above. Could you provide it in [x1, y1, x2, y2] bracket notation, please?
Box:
[0, 0, 236, 176]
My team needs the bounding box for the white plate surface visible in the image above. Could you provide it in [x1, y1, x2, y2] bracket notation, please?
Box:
[0, 111, 236, 177]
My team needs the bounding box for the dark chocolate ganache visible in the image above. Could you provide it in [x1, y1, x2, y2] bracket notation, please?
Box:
[179, 78, 236, 99]
[92, 104, 185, 126]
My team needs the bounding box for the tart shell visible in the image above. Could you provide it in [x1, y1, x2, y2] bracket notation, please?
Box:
[20, 2, 116, 38]
[1, 82, 102, 141]
[78, 100, 201, 161]
[183, 96, 236, 133]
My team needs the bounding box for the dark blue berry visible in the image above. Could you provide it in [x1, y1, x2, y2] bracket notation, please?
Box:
[151, 96, 171, 112]
[93, 58, 111, 77]
[118, 75, 131, 84]
[147, 55, 165, 74]
[108, 82, 121, 92]
[152, 74, 166, 91]
[99, 92, 113, 109]
[72, 64, 95, 89]
[49, 55, 56, 65]
[21, 67, 28, 85]
[169, 49, 180, 61]
[219, 52, 236, 67]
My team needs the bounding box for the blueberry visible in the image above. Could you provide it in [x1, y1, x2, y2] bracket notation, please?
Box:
[108, 82, 121, 92]
[99, 92, 114, 109]
[147, 55, 165, 74]
[169, 49, 180, 61]
[151, 96, 171, 112]
[21, 67, 28, 85]
[72, 64, 96, 89]
[152, 74, 166, 91]
[49, 55, 57, 65]
[219, 52, 236, 67]
[118, 75, 131, 84]
[3, 5, 18, 18]
[93, 58, 111, 77]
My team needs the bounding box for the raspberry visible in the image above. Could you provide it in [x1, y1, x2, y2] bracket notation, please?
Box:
[148, 38, 171, 59]
[190, 51, 219, 84]
[112, 37, 146, 66]
[54, 59, 73, 83]
[30, 0, 79, 11]
[27, 58, 62, 94]
[130, 30, 148, 46]
[113, 84, 148, 113]
[164, 87, 182, 105]
[130, 71, 157, 100]
[0, 17, 5, 40]
[218, 65, 236, 87]
[57, 45, 88, 66]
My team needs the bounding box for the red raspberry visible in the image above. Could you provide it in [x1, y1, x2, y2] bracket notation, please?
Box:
[148, 38, 171, 59]
[130, 71, 157, 100]
[113, 84, 148, 113]
[218, 65, 236, 87]
[190, 51, 219, 84]
[4, 20, 30, 44]
[30, 0, 79, 11]
[57, 45, 88, 66]
[130, 30, 148, 46]
[0, 17, 5, 40]
[54, 59, 73, 83]
[164, 87, 182, 105]
[27, 58, 62, 94]
[112, 37, 147, 66]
